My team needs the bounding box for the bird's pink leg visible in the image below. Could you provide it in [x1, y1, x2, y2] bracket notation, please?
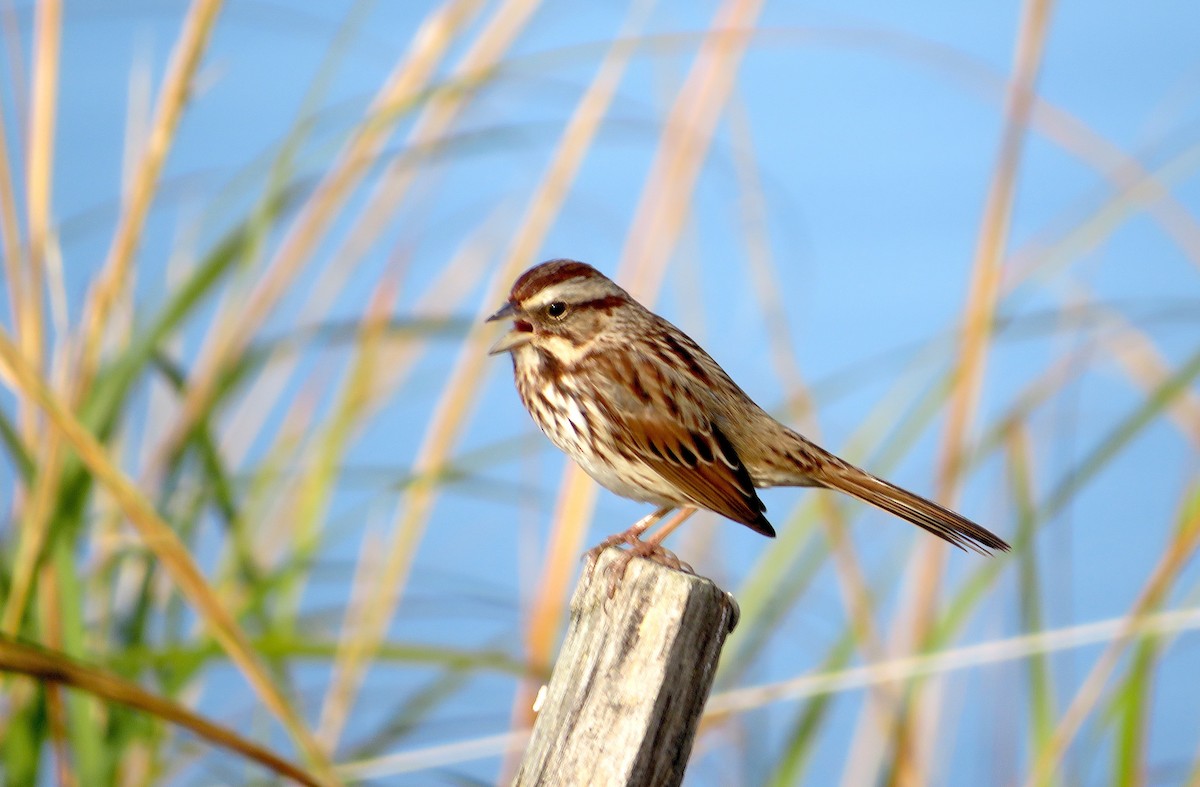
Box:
[645, 508, 698, 551]
[592, 507, 699, 596]
[630, 507, 698, 572]
[584, 505, 672, 569]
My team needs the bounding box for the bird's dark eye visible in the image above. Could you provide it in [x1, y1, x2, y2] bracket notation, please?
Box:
[546, 301, 567, 318]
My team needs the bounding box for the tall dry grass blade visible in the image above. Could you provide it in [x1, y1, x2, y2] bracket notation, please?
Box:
[21, 0, 58, 392]
[1023, 487, 1200, 787]
[934, 0, 1053, 580]
[0, 100, 24, 360]
[317, 521, 388, 749]
[310, 276, 402, 749]
[0, 638, 322, 786]
[146, 0, 482, 482]
[730, 85, 916, 782]
[727, 97, 809, 418]
[4, 2, 66, 738]
[0, 332, 337, 783]
[0, 2, 27, 125]
[6, 1, 61, 652]
[881, 0, 1055, 781]
[615, 0, 764, 298]
[75, 0, 225, 391]
[1, 403, 65, 633]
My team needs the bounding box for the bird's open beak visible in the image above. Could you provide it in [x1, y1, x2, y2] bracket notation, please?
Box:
[486, 302, 532, 355]
[486, 302, 516, 323]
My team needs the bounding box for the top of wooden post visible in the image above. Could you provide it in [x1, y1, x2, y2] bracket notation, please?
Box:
[514, 548, 739, 787]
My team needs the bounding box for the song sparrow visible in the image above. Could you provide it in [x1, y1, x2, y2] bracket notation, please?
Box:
[488, 259, 1008, 577]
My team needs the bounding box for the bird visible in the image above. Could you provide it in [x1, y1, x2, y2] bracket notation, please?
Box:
[487, 259, 1009, 579]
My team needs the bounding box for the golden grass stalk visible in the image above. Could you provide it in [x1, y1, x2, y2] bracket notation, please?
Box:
[729, 87, 916, 778]
[727, 97, 809, 414]
[317, 522, 388, 749]
[614, 1, 763, 296]
[872, 0, 1055, 781]
[75, 0, 225, 393]
[0, 101, 23, 374]
[0, 332, 337, 782]
[309, 276, 401, 748]
[20, 0, 58, 393]
[935, 0, 1054, 577]
[316, 310, 495, 761]
[1, 401, 64, 633]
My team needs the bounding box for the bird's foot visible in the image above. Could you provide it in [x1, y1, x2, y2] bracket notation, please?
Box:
[585, 533, 695, 598]
[627, 538, 694, 574]
[582, 530, 640, 566]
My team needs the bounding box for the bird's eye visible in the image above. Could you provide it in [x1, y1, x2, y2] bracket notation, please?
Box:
[546, 301, 567, 318]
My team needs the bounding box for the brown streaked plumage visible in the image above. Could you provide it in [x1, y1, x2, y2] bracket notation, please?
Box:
[488, 259, 1009, 574]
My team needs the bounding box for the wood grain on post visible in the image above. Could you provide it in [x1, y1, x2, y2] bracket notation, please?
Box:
[513, 548, 739, 787]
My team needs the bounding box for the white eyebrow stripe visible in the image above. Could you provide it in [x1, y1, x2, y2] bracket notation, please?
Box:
[522, 279, 613, 310]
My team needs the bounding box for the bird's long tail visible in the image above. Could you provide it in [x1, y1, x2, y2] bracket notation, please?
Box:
[814, 456, 1010, 555]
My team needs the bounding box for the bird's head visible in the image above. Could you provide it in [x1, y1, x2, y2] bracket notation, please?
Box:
[487, 259, 632, 363]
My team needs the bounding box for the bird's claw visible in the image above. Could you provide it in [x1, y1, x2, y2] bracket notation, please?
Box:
[584, 534, 695, 598]
[582, 530, 642, 578]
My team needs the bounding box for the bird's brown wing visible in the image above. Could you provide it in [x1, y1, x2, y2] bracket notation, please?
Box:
[588, 328, 774, 536]
[620, 411, 775, 537]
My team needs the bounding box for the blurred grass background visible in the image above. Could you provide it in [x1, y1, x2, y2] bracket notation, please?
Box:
[2, 0, 1200, 784]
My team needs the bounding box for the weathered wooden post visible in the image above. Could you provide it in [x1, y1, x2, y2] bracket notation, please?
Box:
[513, 548, 739, 786]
